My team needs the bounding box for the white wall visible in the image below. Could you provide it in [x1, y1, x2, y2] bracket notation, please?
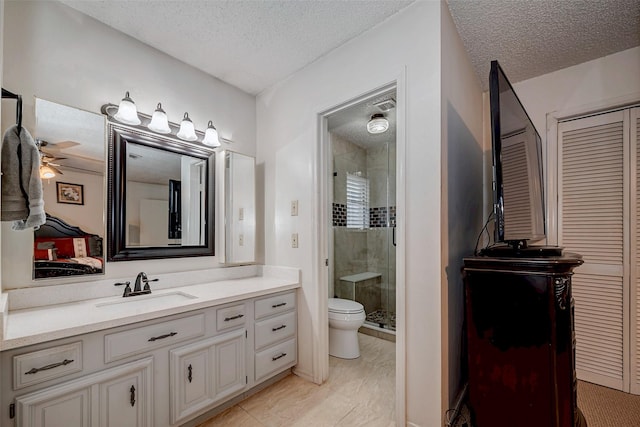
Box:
[257, 1, 443, 425]
[1, 1, 256, 289]
[440, 2, 484, 409]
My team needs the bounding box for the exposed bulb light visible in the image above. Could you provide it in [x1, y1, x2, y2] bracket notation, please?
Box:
[367, 113, 389, 134]
[113, 91, 141, 125]
[147, 102, 171, 134]
[202, 121, 221, 147]
[40, 165, 56, 179]
[177, 112, 197, 141]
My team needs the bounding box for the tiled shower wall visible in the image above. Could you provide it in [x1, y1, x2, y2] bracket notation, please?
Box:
[331, 133, 397, 313]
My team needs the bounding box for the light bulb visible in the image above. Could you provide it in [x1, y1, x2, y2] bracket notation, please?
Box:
[367, 114, 389, 134]
[203, 121, 221, 147]
[177, 112, 197, 141]
[147, 103, 171, 134]
[113, 91, 141, 125]
[40, 165, 56, 179]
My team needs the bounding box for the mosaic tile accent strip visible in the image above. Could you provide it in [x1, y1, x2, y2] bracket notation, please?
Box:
[332, 203, 347, 226]
[332, 204, 396, 228]
[369, 206, 397, 228]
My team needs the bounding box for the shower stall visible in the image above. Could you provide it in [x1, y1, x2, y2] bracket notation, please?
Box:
[330, 119, 396, 332]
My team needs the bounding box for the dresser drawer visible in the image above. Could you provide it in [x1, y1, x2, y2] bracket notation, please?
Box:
[216, 303, 246, 331]
[255, 311, 296, 350]
[255, 338, 296, 381]
[105, 313, 205, 363]
[255, 292, 296, 319]
[13, 342, 83, 390]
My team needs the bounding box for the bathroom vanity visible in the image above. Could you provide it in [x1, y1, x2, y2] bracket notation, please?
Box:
[0, 266, 299, 426]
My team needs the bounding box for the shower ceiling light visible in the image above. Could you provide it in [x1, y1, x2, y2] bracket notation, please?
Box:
[367, 114, 389, 134]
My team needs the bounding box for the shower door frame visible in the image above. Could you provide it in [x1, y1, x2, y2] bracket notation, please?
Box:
[314, 75, 406, 426]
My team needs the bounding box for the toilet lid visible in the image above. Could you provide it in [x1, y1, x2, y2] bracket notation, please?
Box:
[328, 298, 364, 314]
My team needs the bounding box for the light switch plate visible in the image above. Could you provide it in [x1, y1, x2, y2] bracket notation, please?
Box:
[239, 207, 244, 220]
[291, 233, 298, 248]
[239, 234, 244, 246]
[291, 200, 298, 216]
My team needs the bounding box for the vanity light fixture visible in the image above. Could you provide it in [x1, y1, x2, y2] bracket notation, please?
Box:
[113, 91, 141, 125]
[367, 113, 389, 134]
[202, 121, 221, 147]
[40, 165, 56, 179]
[177, 112, 197, 141]
[147, 103, 171, 134]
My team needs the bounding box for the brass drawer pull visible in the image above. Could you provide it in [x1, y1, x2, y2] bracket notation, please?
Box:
[272, 352, 287, 361]
[224, 314, 244, 321]
[148, 332, 177, 342]
[24, 359, 74, 375]
[272, 325, 287, 332]
[271, 302, 287, 308]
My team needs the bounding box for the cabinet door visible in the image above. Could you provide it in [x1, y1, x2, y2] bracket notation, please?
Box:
[170, 343, 214, 425]
[98, 359, 153, 427]
[214, 329, 246, 401]
[16, 384, 92, 427]
[170, 329, 246, 425]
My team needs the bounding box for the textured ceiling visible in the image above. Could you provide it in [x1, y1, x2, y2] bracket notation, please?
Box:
[447, 0, 640, 90]
[60, 0, 414, 95]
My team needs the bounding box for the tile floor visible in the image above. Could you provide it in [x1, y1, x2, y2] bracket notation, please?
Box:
[198, 333, 396, 426]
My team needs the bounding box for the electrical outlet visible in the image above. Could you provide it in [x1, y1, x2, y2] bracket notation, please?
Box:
[239, 207, 244, 220]
[291, 200, 298, 216]
[239, 234, 244, 246]
[291, 233, 298, 248]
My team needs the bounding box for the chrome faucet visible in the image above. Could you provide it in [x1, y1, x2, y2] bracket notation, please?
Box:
[114, 272, 158, 297]
[134, 272, 149, 293]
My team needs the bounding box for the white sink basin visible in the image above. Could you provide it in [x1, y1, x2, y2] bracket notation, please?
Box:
[96, 292, 197, 311]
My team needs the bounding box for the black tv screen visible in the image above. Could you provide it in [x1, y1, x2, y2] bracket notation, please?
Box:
[489, 60, 545, 246]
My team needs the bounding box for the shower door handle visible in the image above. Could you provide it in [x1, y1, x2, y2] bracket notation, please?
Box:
[392, 226, 396, 247]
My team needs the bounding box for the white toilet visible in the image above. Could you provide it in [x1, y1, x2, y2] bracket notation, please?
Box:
[328, 298, 366, 359]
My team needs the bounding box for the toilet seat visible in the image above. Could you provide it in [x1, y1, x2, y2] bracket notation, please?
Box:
[328, 298, 364, 314]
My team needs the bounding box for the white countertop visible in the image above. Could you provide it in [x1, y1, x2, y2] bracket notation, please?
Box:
[0, 266, 300, 351]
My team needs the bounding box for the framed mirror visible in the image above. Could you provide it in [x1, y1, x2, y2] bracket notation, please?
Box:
[219, 151, 255, 264]
[33, 98, 106, 279]
[107, 124, 215, 261]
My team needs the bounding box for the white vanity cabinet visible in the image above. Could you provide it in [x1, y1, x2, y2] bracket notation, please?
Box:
[169, 329, 246, 425]
[15, 357, 153, 427]
[254, 293, 297, 382]
[1, 288, 297, 427]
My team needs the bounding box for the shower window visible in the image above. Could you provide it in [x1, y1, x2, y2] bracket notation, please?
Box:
[346, 173, 369, 229]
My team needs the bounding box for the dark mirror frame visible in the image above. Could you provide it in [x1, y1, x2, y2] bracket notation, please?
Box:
[107, 124, 215, 261]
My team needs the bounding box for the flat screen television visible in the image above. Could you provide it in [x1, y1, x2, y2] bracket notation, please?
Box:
[486, 60, 555, 255]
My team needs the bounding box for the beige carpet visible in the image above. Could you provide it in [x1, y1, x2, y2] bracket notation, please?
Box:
[452, 381, 640, 427]
[578, 380, 640, 427]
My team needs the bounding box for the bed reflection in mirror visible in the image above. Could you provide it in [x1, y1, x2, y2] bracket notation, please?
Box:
[33, 98, 106, 279]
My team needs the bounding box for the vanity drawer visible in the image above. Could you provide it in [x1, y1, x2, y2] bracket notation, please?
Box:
[254, 292, 296, 320]
[255, 311, 296, 350]
[13, 342, 83, 390]
[255, 338, 296, 382]
[105, 313, 205, 363]
[216, 303, 246, 331]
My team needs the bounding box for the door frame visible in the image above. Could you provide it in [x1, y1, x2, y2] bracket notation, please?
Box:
[314, 74, 407, 424]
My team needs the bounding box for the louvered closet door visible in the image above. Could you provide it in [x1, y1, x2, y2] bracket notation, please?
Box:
[631, 107, 640, 394]
[558, 110, 629, 391]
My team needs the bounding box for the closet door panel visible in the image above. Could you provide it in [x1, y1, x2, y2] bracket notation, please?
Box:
[559, 110, 628, 391]
[631, 106, 640, 394]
